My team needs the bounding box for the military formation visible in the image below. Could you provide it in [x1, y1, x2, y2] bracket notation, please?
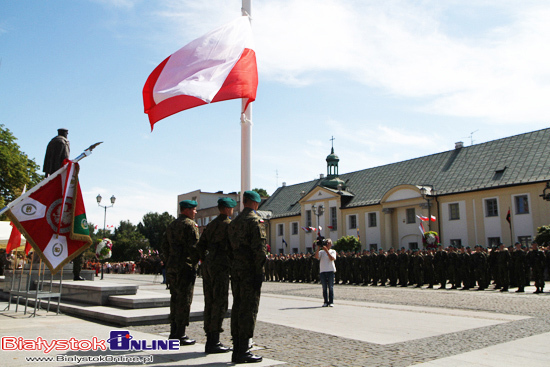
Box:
[162, 191, 267, 364]
[264, 242, 550, 293]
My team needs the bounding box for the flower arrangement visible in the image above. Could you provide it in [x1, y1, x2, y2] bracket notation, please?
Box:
[422, 231, 440, 248]
[96, 238, 113, 260]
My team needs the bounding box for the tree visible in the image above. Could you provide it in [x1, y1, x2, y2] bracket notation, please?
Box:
[111, 220, 148, 261]
[333, 235, 361, 253]
[0, 124, 43, 218]
[253, 188, 269, 198]
[137, 212, 175, 253]
[535, 225, 550, 246]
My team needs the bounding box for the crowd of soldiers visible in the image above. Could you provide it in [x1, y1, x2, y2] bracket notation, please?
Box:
[264, 242, 550, 293]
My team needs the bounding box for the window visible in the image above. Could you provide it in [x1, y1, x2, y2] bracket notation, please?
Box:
[306, 247, 313, 254]
[278, 248, 284, 254]
[450, 239, 462, 248]
[449, 203, 460, 220]
[368, 212, 377, 227]
[197, 218, 202, 226]
[518, 235, 532, 246]
[349, 215, 357, 229]
[277, 224, 284, 236]
[305, 210, 312, 227]
[406, 208, 415, 224]
[487, 237, 501, 248]
[485, 198, 498, 217]
[369, 244, 378, 251]
[409, 242, 418, 250]
[292, 222, 298, 235]
[515, 195, 529, 214]
[292, 248, 298, 254]
[330, 207, 337, 230]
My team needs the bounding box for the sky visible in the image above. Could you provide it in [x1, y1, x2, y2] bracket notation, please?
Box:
[1, 0, 550, 230]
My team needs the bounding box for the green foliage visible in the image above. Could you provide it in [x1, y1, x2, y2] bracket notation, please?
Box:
[333, 235, 361, 253]
[111, 220, 148, 261]
[253, 188, 269, 198]
[137, 211, 174, 253]
[535, 225, 550, 246]
[0, 124, 43, 219]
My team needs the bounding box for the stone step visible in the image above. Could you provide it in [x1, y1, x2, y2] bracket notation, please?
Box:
[109, 290, 171, 309]
[40, 281, 138, 305]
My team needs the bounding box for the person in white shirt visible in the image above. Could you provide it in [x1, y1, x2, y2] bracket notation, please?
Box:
[314, 237, 337, 307]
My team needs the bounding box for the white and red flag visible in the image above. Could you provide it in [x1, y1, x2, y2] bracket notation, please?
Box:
[4, 161, 92, 274]
[143, 16, 258, 130]
[416, 215, 436, 222]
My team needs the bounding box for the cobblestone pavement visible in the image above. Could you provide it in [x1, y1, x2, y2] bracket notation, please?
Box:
[131, 280, 550, 366]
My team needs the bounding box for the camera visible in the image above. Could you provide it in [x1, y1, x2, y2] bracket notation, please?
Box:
[315, 236, 328, 248]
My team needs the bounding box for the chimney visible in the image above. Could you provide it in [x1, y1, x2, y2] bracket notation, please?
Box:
[455, 141, 464, 149]
[282, 182, 287, 187]
[320, 173, 325, 179]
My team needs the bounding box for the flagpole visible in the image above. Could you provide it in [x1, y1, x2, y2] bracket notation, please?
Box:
[241, 0, 252, 210]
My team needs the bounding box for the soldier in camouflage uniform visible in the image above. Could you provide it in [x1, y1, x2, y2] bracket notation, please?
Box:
[228, 190, 267, 364]
[528, 242, 546, 293]
[513, 242, 527, 292]
[386, 248, 398, 286]
[397, 248, 409, 287]
[162, 200, 200, 346]
[434, 244, 448, 289]
[197, 198, 236, 354]
[496, 243, 511, 292]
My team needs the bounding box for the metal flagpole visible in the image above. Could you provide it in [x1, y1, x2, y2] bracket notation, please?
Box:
[240, 0, 252, 210]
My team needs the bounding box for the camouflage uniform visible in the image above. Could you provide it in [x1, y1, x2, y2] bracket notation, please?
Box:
[162, 213, 199, 340]
[528, 246, 546, 293]
[197, 213, 232, 334]
[228, 207, 267, 342]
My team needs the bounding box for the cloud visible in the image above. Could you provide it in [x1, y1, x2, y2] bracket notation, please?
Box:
[152, 0, 550, 122]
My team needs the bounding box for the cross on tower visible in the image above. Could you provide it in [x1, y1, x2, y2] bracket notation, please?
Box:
[330, 136, 335, 149]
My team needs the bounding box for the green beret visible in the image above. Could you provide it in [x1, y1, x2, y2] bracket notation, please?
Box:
[179, 200, 198, 210]
[243, 190, 261, 203]
[218, 197, 237, 208]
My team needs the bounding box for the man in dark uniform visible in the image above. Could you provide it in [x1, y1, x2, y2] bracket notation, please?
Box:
[513, 242, 527, 292]
[44, 128, 86, 281]
[228, 191, 267, 364]
[197, 197, 236, 354]
[528, 241, 546, 293]
[43, 128, 70, 176]
[162, 200, 200, 346]
[423, 248, 435, 288]
[496, 243, 511, 292]
[434, 244, 448, 289]
[397, 247, 408, 287]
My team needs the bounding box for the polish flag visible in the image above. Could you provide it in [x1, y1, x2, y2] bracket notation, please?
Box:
[143, 16, 258, 130]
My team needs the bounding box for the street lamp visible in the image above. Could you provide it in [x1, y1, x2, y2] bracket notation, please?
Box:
[311, 203, 325, 237]
[420, 185, 436, 231]
[540, 181, 550, 201]
[266, 212, 272, 254]
[97, 194, 116, 280]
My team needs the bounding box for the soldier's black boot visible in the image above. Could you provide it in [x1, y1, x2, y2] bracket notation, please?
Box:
[205, 332, 231, 354]
[232, 338, 262, 363]
[179, 327, 196, 346]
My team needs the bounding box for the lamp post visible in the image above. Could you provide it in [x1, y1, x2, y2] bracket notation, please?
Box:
[540, 182, 550, 202]
[96, 194, 116, 280]
[266, 212, 272, 254]
[420, 185, 435, 231]
[311, 203, 325, 237]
